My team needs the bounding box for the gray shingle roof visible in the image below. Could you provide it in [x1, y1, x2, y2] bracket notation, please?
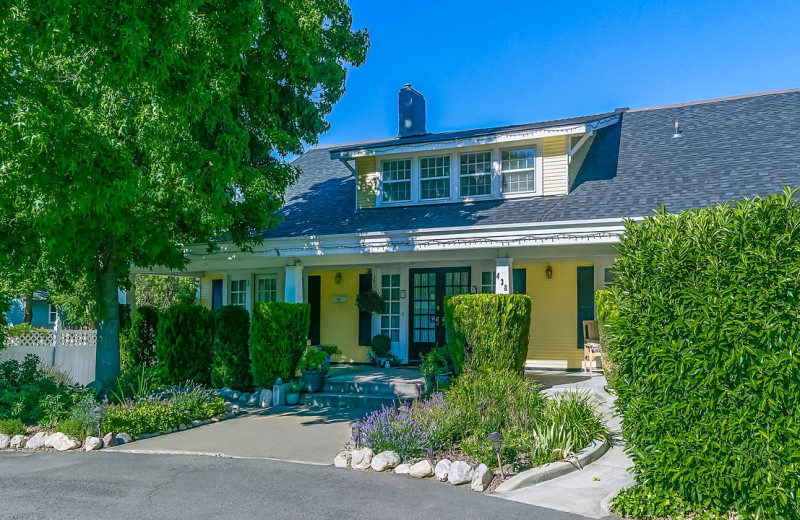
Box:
[264, 90, 800, 239]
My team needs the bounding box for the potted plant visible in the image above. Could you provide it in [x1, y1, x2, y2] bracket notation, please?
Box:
[286, 380, 303, 405]
[368, 334, 392, 367]
[299, 349, 327, 392]
[356, 290, 384, 315]
[420, 346, 452, 389]
[319, 344, 342, 366]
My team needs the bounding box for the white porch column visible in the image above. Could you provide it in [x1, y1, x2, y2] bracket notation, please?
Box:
[495, 258, 513, 294]
[284, 264, 304, 303]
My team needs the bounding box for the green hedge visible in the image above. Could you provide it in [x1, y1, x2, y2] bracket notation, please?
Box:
[610, 189, 800, 519]
[122, 306, 159, 369]
[211, 305, 251, 390]
[250, 302, 310, 387]
[156, 304, 215, 385]
[444, 294, 531, 375]
[594, 289, 619, 383]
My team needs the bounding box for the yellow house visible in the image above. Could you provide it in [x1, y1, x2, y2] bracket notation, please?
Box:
[143, 88, 800, 370]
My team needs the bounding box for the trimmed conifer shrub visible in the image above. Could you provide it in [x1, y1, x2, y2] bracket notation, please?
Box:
[211, 305, 251, 390]
[122, 306, 159, 369]
[610, 189, 800, 519]
[250, 302, 310, 387]
[444, 294, 531, 375]
[156, 304, 215, 385]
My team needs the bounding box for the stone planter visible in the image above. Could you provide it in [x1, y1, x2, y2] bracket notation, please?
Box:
[286, 392, 300, 405]
[302, 370, 324, 392]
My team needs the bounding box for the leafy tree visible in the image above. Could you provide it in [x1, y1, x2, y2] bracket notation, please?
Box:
[134, 275, 197, 311]
[0, 2, 369, 381]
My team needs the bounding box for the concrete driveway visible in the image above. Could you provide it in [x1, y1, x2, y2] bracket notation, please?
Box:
[107, 406, 362, 464]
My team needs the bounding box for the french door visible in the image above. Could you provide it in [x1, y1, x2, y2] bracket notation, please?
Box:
[409, 267, 471, 361]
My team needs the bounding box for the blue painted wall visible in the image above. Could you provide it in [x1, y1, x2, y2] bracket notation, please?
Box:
[4, 299, 55, 327]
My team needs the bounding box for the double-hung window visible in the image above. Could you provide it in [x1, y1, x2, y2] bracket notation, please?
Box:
[501, 147, 535, 194]
[419, 155, 450, 200]
[48, 305, 58, 324]
[459, 152, 492, 197]
[382, 159, 411, 202]
[255, 276, 277, 303]
[380, 274, 401, 342]
[230, 279, 248, 307]
[480, 272, 495, 294]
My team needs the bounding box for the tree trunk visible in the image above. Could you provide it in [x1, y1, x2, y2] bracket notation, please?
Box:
[95, 265, 121, 382]
[23, 292, 33, 324]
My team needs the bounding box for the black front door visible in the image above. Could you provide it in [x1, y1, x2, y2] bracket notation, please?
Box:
[409, 267, 471, 361]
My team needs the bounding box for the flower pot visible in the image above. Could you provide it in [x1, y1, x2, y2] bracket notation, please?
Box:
[286, 392, 300, 405]
[434, 373, 451, 387]
[302, 370, 324, 393]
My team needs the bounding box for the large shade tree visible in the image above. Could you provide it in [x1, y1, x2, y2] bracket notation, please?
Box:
[0, 1, 368, 380]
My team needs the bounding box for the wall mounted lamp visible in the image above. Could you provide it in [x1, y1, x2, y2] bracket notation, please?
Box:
[545, 265, 553, 279]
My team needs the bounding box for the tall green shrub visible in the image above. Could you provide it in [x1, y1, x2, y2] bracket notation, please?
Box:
[250, 302, 310, 387]
[444, 294, 531, 375]
[122, 306, 159, 369]
[594, 288, 619, 383]
[212, 305, 251, 390]
[611, 189, 800, 519]
[156, 304, 215, 385]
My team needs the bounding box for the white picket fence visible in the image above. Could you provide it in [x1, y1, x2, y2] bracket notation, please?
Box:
[1, 327, 97, 385]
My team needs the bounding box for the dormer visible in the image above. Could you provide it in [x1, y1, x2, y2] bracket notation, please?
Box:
[330, 85, 621, 210]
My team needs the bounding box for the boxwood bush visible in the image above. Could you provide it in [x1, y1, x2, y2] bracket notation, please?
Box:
[122, 305, 159, 369]
[610, 189, 800, 519]
[156, 304, 215, 385]
[250, 302, 310, 387]
[211, 305, 251, 390]
[444, 294, 531, 375]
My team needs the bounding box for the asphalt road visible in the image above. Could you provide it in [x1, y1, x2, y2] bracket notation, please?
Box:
[0, 452, 598, 520]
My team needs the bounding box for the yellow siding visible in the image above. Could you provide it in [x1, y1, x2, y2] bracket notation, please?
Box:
[199, 275, 222, 309]
[567, 133, 595, 191]
[308, 269, 370, 363]
[516, 261, 593, 370]
[541, 136, 569, 196]
[356, 157, 378, 209]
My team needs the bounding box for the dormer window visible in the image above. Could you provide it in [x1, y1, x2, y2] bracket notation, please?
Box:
[420, 155, 450, 200]
[459, 151, 492, 197]
[501, 147, 536, 193]
[381, 159, 412, 202]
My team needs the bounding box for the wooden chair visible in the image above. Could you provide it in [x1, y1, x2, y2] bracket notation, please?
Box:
[582, 320, 602, 375]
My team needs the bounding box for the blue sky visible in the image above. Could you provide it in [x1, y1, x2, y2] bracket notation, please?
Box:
[315, 0, 800, 147]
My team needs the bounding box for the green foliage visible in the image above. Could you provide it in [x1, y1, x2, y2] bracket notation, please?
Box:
[0, 299, 6, 348]
[420, 346, 451, 377]
[103, 391, 226, 437]
[0, 1, 369, 380]
[250, 302, 310, 387]
[298, 349, 327, 373]
[287, 380, 304, 394]
[611, 189, 800, 519]
[319, 344, 342, 357]
[612, 485, 732, 520]
[211, 305, 251, 390]
[122, 306, 160, 369]
[369, 334, 392, 358]
[55, 418, 91, 439]
[356, 290, 384, 314]
[107, 365, 163, 405]
[594, 288, 620, 382]
[4, 324, 49, 338]
[134, 275, 197, 310]
[156, 304, 215, 385]
[444, 294, 531, 375]
[0, 418, 26, 436]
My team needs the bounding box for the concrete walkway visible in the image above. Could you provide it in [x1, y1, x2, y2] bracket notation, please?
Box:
[107, 406, 362, 465]
[496, 371, 634, 519]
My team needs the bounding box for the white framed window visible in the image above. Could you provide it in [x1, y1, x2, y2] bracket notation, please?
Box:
[459, 151, 492, 197]
[255, 276, 277, 303]
[381, 159, 412, 202]
[420, 155, 450, 200]
[48, 304, 58, 324]
[230, 279, 248, 307]
[604, 267, 616, 288]
[480, 272, 495, 294]
[380, 274, 401, 342]
[501, 147, 535, 193]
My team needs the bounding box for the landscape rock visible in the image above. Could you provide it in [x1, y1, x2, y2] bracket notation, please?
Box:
[230, 391, 241, 400]
[10, 435, 28, 449]
[84, 437, 103, 451]
[117, 433, 133, 444]
[219, 388, 232, 399]
[247, 394, 259, 406]
[447, 460, 475, 485]
[50, 433, 80, 452]
[0, 434, 10, 449]
[25, 432, 50, 450]
[178, 424, 187, 431]
[239, 392, 251, 403]
[101, 433, 118, 447]
[351, 447, 374, 470]
[192, 420, 203, 427]
[434, 459, 452, 481]
[409, 459, 435, 478]
[370, 451, 401, 472]
[333, 450, 352, 468]
[259, 389, 273, 408]
[470, 464, 494, 492]
[394, 463, 411, 475]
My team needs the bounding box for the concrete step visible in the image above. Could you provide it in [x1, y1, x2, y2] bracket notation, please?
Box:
[322, 379, 425, 398]
[299, 392, 409, 411]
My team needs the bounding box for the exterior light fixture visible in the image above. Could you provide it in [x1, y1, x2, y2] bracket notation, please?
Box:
[545, 265, 553, 279]
[335, 272, 342, 284]
[488, 432, 505, 480]
[351, 422, 363, 449]
[92, 406, 106, 439]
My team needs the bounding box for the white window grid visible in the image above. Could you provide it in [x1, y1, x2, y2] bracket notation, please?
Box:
[230, 279, 248, 307]
[48, 305, 58, 324]
[420, 155, 450, 200]
[380, 274, 401, 342]
[459, 151, 492, 197]
[382, 159, 412, 202]
[501, 147, 536, 193]
[256, 277, 277, 303]
[480, 271, 495, 294]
